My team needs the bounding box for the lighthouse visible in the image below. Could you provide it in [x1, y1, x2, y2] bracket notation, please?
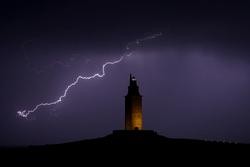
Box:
[125, 74, 143, 130]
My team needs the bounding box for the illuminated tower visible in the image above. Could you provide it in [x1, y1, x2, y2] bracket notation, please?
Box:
[125, 74, 143, 130]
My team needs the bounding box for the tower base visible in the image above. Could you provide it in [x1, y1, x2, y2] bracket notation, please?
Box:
[112, 130, 157, 136]
[103, 130, 167, 144]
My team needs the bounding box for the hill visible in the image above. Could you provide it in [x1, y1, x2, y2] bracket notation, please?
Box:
[0, 130, 248, 163]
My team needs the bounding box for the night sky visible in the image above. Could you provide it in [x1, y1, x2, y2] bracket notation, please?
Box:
[1, 1, 250, 146]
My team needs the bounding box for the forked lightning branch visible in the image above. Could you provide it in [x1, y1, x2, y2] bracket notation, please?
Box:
[17, 33, 162, 118]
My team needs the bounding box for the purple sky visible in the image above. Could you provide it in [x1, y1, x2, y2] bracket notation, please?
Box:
[0, 1, 250, 145]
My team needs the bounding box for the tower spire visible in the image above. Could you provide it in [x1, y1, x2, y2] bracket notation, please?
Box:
[130, 74, 136, 84]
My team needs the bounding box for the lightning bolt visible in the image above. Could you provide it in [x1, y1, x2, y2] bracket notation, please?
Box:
[17, 33, 162, 118]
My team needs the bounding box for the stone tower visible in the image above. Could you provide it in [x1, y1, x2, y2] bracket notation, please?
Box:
[125, 74, 143, 130]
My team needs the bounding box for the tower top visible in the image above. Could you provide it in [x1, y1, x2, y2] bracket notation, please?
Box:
[127, 74, 141, 96]
[130, 74, 137, 84]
